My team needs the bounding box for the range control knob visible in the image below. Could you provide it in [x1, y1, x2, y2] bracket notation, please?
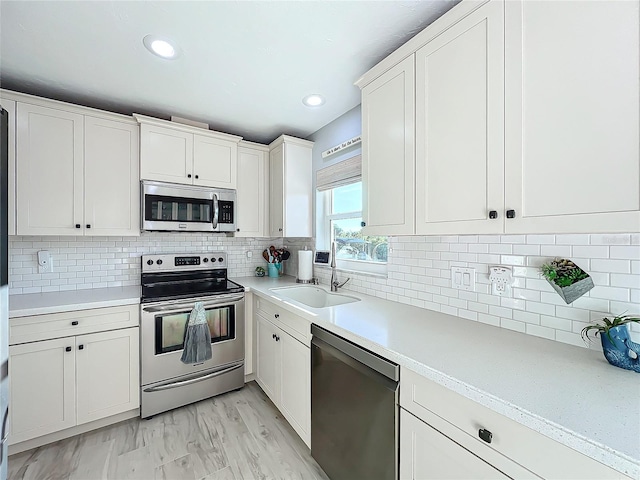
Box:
[203, 257, 209, 263]
[218, 257, 224, 263]
[157, 259, 163, 265]
[211, 257, 216, 262]
[147, 259, 153, 266]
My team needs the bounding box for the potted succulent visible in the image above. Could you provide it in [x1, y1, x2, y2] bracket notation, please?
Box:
[255, 266, 266, 277]
[581, 315, 640, 373]
[540, 258, 594, 304]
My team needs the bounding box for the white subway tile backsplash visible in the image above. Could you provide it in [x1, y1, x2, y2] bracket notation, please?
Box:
[610, 246, 640, 260]
[526, 324, 556, 340]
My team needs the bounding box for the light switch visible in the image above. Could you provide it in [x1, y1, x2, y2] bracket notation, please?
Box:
[451, 267, 475, 291]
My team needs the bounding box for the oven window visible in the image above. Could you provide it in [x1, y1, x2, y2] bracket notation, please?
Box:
[155, 305, 235, 355]
[146, 194, 213, 223]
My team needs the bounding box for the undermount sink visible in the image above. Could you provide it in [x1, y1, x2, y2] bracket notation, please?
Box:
[270, 285, 360, 308]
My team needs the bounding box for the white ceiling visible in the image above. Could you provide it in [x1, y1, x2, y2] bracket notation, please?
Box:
[0, 1, 457, 144]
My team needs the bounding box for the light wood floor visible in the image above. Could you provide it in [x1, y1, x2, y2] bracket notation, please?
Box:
[7, 381, 329, 480]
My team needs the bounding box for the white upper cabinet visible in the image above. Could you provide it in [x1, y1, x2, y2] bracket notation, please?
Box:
[136, 115, 242, 190]
[10, 92, 140, 236]
[357, 0, 640, 235]
[504, 0, 640, 233]
[16, 102, 84, 236]
[1, 97, 17, 235]
[269, 135, 313, 238]
[361, 55, 415, 236]
[84, 116, 139, 236]
[193, 134, 237, 189]
[236, 142, 269, 237]
[415, 1, 504, 235]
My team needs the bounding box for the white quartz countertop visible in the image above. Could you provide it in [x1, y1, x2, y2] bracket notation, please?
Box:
[9, 286, 141, 318]
[234, 275, 640, 478]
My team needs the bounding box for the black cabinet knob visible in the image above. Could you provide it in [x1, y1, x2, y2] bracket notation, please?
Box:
[86, 224, 91, 229]
[78, 345, 84, 350]
[236, 228, 240, 232]
[187, 174, 192, 178]
[278, 228, 283, 232]
[361, 221, 366, 227]
[272, 333, 276, 339]
[195, 175, 199, 179]
[275, 336, 280, 342]
[71, 321, 79, 326]
[489, 210, 498, 219]
[75, 224, 81, 229]
[506, 209, 516, 219]
[65, 346, 72, 352]
[478, 428, 493, 444]
[274, 314, 279, 318]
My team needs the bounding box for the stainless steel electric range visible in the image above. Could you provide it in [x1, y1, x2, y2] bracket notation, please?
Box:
[140, 252, 245, 418]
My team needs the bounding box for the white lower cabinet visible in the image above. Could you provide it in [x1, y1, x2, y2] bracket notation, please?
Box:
[400, 409, 507, 480]
[255, 297, 310, 447]
[8, 306, 140, 446]
[399, 367, 629, 480]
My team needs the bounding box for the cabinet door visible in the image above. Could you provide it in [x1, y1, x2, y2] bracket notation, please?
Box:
[193, 134, 238, 189]
[361, 55, 415, 235]
[400, 409, 507, 480]
[76, 328, 139, 425]
[16, 103, 84, 235]
[84, 116, 140, 236]
[269, 145, 284, 237]
[283, 143, 313, 238]
[236, 145, 268, 237]
[415, 1, 504, 235]
[0, 97, 16, 236]
[8, 337, 76, 444]
[504, 0, 640, 233]
[139, 123, 193, 184]
[280, 331, 310, 447]
[256, 314, 280, 403]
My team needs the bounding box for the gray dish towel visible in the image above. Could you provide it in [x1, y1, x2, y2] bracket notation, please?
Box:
[180, 302, 212, 364]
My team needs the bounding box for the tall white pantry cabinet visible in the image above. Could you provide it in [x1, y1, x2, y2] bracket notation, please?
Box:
[357, 0, 640, 236]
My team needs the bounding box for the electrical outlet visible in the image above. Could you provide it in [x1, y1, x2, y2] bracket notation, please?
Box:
[489, 266, 513, 297]
[37, 250, 52, 273]
[451, 267, 475, 291]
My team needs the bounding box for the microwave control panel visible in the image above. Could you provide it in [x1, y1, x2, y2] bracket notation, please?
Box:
[219, 201, 234, 224]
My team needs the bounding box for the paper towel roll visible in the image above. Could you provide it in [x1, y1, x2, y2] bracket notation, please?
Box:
[298, 250, 313, 281]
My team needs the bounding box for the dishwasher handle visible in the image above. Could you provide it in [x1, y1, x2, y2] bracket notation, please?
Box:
[312, 325, 399, 382]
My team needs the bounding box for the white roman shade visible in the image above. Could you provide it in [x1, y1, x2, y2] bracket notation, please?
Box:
[316, 154, 362, 191]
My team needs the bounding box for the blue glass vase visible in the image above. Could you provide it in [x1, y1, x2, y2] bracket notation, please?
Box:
[600, 325, 640, 373]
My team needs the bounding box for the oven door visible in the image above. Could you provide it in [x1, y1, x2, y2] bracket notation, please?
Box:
[141, 181, 218, 232]
[141, 294, 244, 386]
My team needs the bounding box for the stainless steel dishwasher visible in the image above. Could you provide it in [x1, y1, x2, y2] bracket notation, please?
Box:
[311, 325, 399, 480]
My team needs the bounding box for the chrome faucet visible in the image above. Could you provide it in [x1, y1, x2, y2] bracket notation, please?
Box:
[330, 242, 350, 292]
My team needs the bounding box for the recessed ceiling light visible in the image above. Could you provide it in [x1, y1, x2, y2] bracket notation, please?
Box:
[143, 35, 179, 59]
[303, 94, 325, 107]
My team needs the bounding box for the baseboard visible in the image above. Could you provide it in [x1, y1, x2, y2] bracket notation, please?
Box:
[8, 408, 139, 456]
[244, 373, 256, 383]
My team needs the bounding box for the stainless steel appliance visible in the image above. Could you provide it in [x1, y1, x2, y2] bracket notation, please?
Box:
[141, 180, 236, 232]
[311, 325, 399, 480]
[140, 252, 244, 418]
[0, 107, 9, 478]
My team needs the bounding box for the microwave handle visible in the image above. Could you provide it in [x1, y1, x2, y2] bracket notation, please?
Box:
[212, 193, 219, 229]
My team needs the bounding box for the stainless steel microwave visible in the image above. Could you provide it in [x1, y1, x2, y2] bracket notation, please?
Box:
[141, 181, 236, 232]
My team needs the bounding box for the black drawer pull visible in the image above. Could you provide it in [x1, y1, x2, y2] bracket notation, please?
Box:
[272, 333, 276, 340]
[275, 335, 280, 342]
[195, 175, 199, 179]
[71, 321, 79, 326]
[274, 314, 279, 319]
[75, 224, 81, 229]
[489, 210, 498, 219]
[506, 209, 516, 219]
[187, 174, 192, 178]
[479, 428, 493, 444]
[86, 224, 91, 229]
[78, 345, 84, 350]
[65, 347, 72, 352]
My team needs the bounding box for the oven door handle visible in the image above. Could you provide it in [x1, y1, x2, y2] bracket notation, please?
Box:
[143, 362, 244, 392]
[212, 193, 219, 230]
[142, 294, 244, 313]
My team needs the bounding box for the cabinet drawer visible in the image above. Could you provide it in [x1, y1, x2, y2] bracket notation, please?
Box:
[400, 368, 628, 479]
[255, 296, 310, 345]
[10, 305, 139, 345]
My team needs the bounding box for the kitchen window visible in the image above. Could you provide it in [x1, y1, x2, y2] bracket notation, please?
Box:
[316, 155, 387, 275]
